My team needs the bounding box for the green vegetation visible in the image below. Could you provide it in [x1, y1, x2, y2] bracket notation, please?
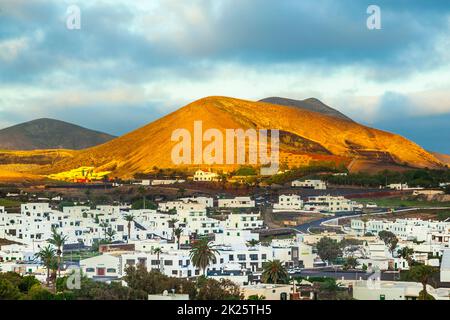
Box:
[261, 260, 289, 284]
[354, 197, 450, 208]
[124, 266, 242, 300]
[295, 276, 351, 300]
[437, 211, 450, 221]
[378, 231, 398, 254]
[234, 166, 257, 176]
[0, 198, 21, 207]
[265, 161, 347, 185]
[131, 198, 157, 210]
[400, 264, 438, 300]
[323, 169, 450, 188]
[189, 238, 218, 276]
[316, 237, 342, 265]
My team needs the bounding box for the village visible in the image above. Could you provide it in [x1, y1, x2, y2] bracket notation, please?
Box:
[1, 169, 450, 300]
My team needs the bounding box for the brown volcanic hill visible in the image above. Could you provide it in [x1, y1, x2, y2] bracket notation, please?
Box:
[432, 152, 450, 166]
[0, 118, 115, 150]
[44, 96, 443, 178]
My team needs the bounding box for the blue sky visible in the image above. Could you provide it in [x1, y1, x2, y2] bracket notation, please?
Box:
[0, 0, 449, 153]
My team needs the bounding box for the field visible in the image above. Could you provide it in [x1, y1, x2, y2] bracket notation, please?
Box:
[0, 198, 22, 208]
[353, 197, 450, 208]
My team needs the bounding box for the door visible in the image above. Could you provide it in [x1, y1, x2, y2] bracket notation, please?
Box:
[97, 267, 106, 276]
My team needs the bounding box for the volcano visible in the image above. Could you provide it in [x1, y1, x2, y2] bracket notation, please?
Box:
[36, 96, 443, 179]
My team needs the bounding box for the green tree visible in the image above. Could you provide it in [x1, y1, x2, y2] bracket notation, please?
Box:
[342, 257, 359, 270]
[48, 227, 68, 278]
[173, 227, 184, 250]
[35, 245, 56, 286]
[153, 247, 163, 271]
[99, 221, 109, 240]
[397, 247, 414, 266]
[124, 214, 135, 242]
[106, 229, 117, 242]
[138, 186, 147, 209]
[317, 278, 350, 300]
[316, 237, 342, 265]
[189, 238, 218, 276]
[246, 239, 260, 247]
[378, 231, 398, 254]
[404, 264, 438, 300]
[196, 278, 242, 300]
[26, 284, 55, 300]
[261, 260, 288, 284]
[0, 278, 22, 300]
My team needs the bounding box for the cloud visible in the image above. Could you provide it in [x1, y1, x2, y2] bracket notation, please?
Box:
[0, 0, 449, 152]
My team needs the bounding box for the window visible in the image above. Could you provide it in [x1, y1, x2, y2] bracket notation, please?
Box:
[237, 254, 246, 261]
[86, 268, 95, 272]
[261, 254, 267, 260]
[126, 259, 135, 266]
[107, 268, 116, 273]
[249, 254, 258, 261]
[229, 254, 234, 261]
[164, 260, 173, 266]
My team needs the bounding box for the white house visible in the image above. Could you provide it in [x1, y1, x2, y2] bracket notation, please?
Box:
[292, 179, 326, 190]
[80, 254, 122, 279]
[441, 249, 450, 283]
[273, 195, 303, 212]
[193, 170, 219, 182]
[304, 195, 359, 213]
[218, 197, 255, 208]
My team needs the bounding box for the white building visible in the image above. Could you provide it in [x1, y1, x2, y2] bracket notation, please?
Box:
[218, 197, 255, 208]
[304, 195, 359, 213]
[441, 249, 450, 283]
[193, 170, 219, 182]
[292, 179, 326, 190]
[273, 195, 304, 212]
[350, 218, 450, 242]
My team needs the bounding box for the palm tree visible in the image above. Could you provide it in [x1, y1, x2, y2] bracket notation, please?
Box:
[409, 264, 437, 299]
[246, 239, 260, 247]
[106, 229, 117, 243]
[189, 238, 218, 276]
[138, 186, 146, 209]
[168, 218, 178, 241]
[48, 227, 68, 277]
[99, 221, 109, 240]
[124, 214, 134, 242]
[261, 260, 288, 284]
[177, 187, 186, 198]
[35, 245, 56, 286]
[153, 247, 163, 271]
[173, 227, 184, 249]
[397, 246, 414, 266]
[361, 216, 369, 236]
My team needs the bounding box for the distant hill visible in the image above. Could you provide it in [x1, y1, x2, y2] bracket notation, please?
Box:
[432, 152, 450, 166]
[0, 118, 115, 150]
[259, 97, 353, 122]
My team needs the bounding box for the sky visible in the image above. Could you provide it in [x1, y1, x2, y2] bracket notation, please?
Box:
[0, 0, 449, 153]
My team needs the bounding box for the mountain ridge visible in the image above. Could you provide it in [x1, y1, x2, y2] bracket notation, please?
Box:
[0, 118, 116, 150]
[259, 96, 353, 121]
[41, 96, 443, 178]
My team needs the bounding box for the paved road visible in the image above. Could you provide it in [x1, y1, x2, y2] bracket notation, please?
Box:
[294, 211, 365, 233]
